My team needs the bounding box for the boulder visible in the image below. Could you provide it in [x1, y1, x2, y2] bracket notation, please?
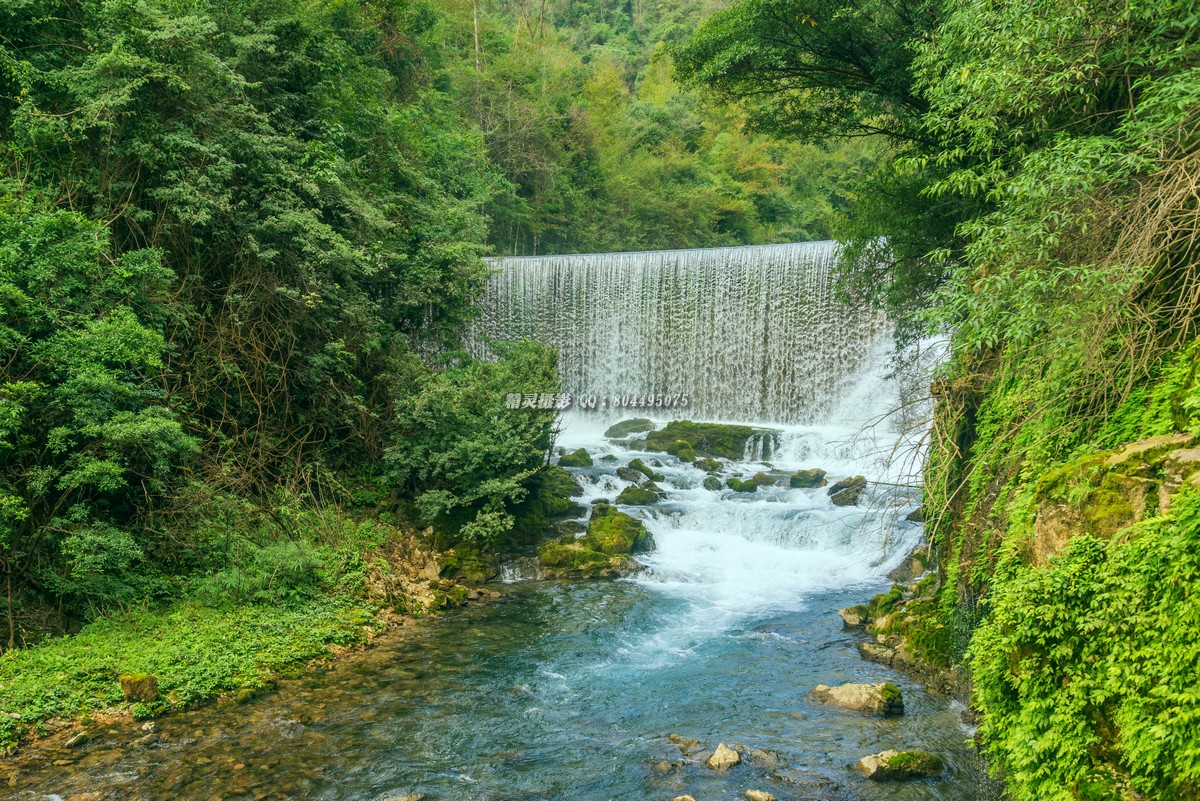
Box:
[616, 466, 643, 482]
[604, 418, 656, 438]
[706, 742, 741, 771]
[672, 797, 697, 801]
[828, 475, 867, 506]
[627, 458, 665, 482]
[748, 748, 783, 768]
[790, 468, 828, 488]
[668, 733, 704, 754]
[558, 448, 593, 468]
[645, 420, 759, 460]
[745, 792, 777, 801]
[855, 749, 943, 780]
[726, 477, 758, 493]
[616, 483, 661, 505]
[65, 731, 91, 748]
[119, 673, 159, 702]
[752, 471, 777, 486]
[694, 457, 722, 473]
[538, 504, 652, 578]
[702, 476, 722, 491]
[810, 682, 903, 716]
[838, 604, 869, 628]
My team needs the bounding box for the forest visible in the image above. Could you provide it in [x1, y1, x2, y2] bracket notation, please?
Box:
[3, 0, 1200, 799]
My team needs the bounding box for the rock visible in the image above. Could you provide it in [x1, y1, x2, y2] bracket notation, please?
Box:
[628, 458, 665, 482]
[748, 748, 783, 768]
[790, 468, 828, 488]
[604, 418, 656, 438]
[745, 791, 777, 801]
[616, 483, 661, 505]
[235, 688, 256, 704]
[752, 471, 776, 486]
[644, 419, 772, 460]
[905, 506, 925, 522]
[380, 795, 425, 801]
[538, 503, 652, 579]
[726, 477, 758, 493]
[810, 682, 903, 716]
[616, 465, 643, 482]
[119, 673, 159, 702]
[694, 457, 722, 473]
[140, 721, 158, 733]
[855, 749, 944, 780]
[651, 759, 680, 773]
[838, 604, 869, 628]
[702, 476, 722, 491]
[668, 733, 703, 754]
[129, 733, 162, 749]
[672, 797, 697, 801]
[668, 440, 698, 463]
[65, 731, 91, 748]
[1104, 433, 1194, 467]
[558, 448, 593, 468]
[828, 475, 867, 506]
[706, 742, 741, 771]
[858, 640, 897, 666]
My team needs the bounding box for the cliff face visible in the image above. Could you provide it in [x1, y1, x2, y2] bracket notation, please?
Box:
[905, 341, 1200, 800]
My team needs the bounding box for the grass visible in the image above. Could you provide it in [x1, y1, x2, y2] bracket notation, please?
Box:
[0, 596, 378, 752]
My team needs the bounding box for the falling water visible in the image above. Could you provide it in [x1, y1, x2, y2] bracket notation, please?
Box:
[469, 242, 889, 424]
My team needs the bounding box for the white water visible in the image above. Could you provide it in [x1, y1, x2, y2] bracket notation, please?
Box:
[481, 241, 933, 661]
[469, 241, 889, 424]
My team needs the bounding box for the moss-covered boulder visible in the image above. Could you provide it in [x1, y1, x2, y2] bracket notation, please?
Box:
[616, 465, 643, 482]
[694, 457, 722, 473]
[604, 418, 656, 438]
[828, 475, 867, 506]
[627, 458, 665, 482]
[645, 420, 759, 460]
[790, 468, 828, 488]
[855, 749, 943, 780]
[727, 477, 758, 493]
[583, 503, 653, 554]
[703, 476, 722, 491]
[438, 546, 497, 583]
[119, 673, 159, 702]
[538, 503, 652, 578]
[538, 540, 618, 578]
[616, 483, 661, 505]
[752, 471, 776, 486]
[558, 448, 593, 468]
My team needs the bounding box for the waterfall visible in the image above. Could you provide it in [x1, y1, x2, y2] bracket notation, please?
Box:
[468, 242, 889, 425]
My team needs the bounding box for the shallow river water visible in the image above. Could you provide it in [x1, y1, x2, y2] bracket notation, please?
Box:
[7, 416, 1000, 801]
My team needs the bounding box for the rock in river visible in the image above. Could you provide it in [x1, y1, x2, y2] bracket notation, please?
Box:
[855, 749, 944, 780]
[706, 742, 741, 771]
[810, 681, 903, 716]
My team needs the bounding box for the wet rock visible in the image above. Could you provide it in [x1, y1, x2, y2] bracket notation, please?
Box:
[706, 742, 741, 771]
[129, 733, 162, 749]
[748, 748, 783, 768]
[790, 468, 828, 488]
[858, 640, 898, 666]
[627, 458, 665, 482]
[855, 749, 944, 780]
[140, 721, 158, 733]
[616, 466, 643, 482]
[119, 673, 159, 702]
[828, 475, 867, 506]
[616, 483, 661, 505]
[838, 604, 869, 628]
[668, 733, 704, 754]
[752, 471, 776, 486]
[905, 506, 925, 522]
[726, 477, 758, 493]
[703, 476, 722, 491]
[235, 688, 256, 704]
[558, 448, 593, 468]
[651, 759, 681, 774]
[745, 791, 777, 801]
[694, 457, 722, 473]
[381, 795, 426, 801]
[604, 418, 655, 438]
[65, 731, 91, 748]
[645, 420, 759, 460]
[810, 682, 903, 716]
[672, 796, 697, 801]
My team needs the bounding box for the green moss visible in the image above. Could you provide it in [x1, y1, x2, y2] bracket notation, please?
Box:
[644, 420, 757, 460]
[615, 484, 661, 505]
[885, 750, 943, 774]
[726, 477, 758, 493]
[694, 457, 722, 473]
[879, 682, 902, 703]
[867, 584, 904, 619]
[604, 418, 656, 438]
[558, 448, 593, 467]
[752, 471, 776, 486]
[702, 476, 722, 491]
[581, 503, 652, 554]
[627, 458, 665, 482]
[790, 468, 828, 488]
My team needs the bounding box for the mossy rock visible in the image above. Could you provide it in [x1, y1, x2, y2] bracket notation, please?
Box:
[828, 475, 867, 506]
[119, 673, 159, 702]
[644, 420, 758, 460]
[790, 468, 828, 488]
[582, 503, 653, 554]
[438, 546, 496, 583]
[600, 454, 619, 463]
[856, 749, 943, 780]
[555, 520, 587, 537]
[616, 483, 661, 505]
[752, 471, 776, 486]
[538, 541, 619, 578]
[867, 584, 905, 620]
[616, 465, 644, 482]
[558, 448, 593, 468]
[604, 418, 656, 438]
[627, 458, 665, 482]
[727, 477, 758, 493]
[703, 476, 722, 491]
[694, 457, 722, 473]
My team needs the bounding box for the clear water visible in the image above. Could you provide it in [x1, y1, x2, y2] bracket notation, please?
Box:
[6, 419, 998, 801]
